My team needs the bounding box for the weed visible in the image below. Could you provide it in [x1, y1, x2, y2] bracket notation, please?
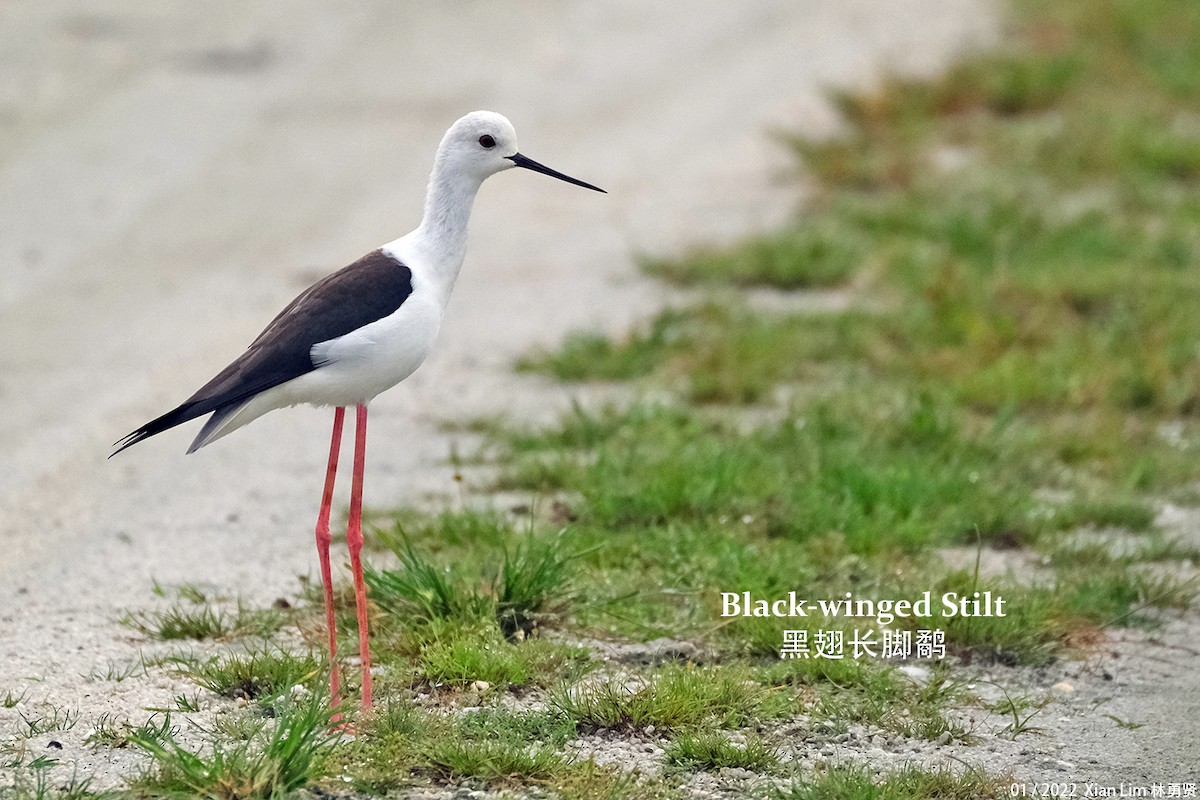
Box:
[365, 533, 491, 625]
[456, 707, 577, 747]
[130, 695, 336, 798]
[365, 524, 580, 638]
[1102, 714, 1145, 730]
[641, 221, 865, 289]
[17, 707, 80, 738]
[493, 530, 581, 638]
[84, 658, 144, 683]
[489, 399, 1036, 554]
[664, 731, 780, 772]
[85, 713, 175, 750]
[982, 683, 1048, 739]
[1, 768, 110, 800]
[422, 738, 567, 784]
[172, 693, 203, 713]
[121, 600, 284, 642]
[176, 648, 323, 703]
[417, 625, 589, 689]
[551, 665, 795, 733]
[774, 763, 1006, 799]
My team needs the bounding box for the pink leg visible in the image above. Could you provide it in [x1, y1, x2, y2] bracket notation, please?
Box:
[315, 407, 346, 719]
[347, 402, 373, 712]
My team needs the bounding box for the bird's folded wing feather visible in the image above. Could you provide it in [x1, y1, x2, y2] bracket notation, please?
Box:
[112, 249, 413, 454]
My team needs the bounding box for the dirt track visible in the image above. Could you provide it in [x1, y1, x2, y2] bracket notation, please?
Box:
[11, 0, 1192, 792]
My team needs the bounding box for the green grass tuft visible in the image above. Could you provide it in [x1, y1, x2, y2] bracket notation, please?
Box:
[176, 648, 323, 704]
[130, 695, 336, 799]
[774, 763, 1005, 799]
[489, 399, 1039, 553]
[551, 665, 794, 733]
[640, 221, 864, 289]
[417, 628, 587, 689]
[365, 524, 581, 640]
[422, 738, 567, 784]
[121, 601, 284, 642]
[85, 713, 175, 750]
[664, 731, 780, 772]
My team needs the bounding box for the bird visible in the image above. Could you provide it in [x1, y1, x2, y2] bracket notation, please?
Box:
[112, 111, 605, 716]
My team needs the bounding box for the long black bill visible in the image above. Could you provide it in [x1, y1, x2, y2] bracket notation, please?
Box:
[508, 152, 606, 193]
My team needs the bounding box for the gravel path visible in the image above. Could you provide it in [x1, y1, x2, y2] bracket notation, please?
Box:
[7, 1, 1190, 793]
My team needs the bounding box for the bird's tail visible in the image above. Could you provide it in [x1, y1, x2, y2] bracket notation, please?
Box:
[109, 399, 249, 457]
[111, 402, 203, 457]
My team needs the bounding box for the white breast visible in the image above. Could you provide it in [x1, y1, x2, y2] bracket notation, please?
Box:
[297, 271, 444, 407]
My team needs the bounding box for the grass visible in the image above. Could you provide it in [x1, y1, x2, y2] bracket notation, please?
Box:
[516, 302, 851, 403]
[364, 519, 579, 638]
[130, 695, 336, 799]
[664, 731, 780, 773]
[640, 222, 866, 289]
[339, 702, 675, 799]
[16, 707, 80, 738]
[0, 771, 113, 800]
[84, 713, 176, 750]
[773, 764, 1006, 799]
[471, 397, 1192, 664]
[121, 600, 285, 642]
[550, 664, 796, 733]
[457, 707, 578, 747]
[415, 625, 589, 689]
[757, 658, 969, 742]
[487, 398, 1044, 553]
[422, 738, 567, 783]
[356, 524, 593, 690]
[84, 658, 146, 684]
[496, 0, 1200, 668]
[982, 683, 1049, 739]
[173, 648, 324, 704]
[521, 3, 1200, 425]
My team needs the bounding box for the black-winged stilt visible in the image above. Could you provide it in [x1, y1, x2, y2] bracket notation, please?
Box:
[112, 111, 604, 715]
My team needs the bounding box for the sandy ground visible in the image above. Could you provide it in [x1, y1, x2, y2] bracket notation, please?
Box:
[1, 0, 1193, 793]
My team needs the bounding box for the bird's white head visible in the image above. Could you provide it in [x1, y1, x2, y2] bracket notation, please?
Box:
[435, 110, 606, 192]
[412, 110, 604, 277]
[436, 111, 520, 182]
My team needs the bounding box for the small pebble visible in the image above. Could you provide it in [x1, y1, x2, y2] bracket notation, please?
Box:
[1051, 681, 1074, 693]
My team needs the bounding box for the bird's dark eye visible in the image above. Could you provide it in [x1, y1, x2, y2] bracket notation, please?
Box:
[478, 134, 496, 149]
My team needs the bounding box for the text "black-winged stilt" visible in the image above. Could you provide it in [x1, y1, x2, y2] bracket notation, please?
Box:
[112, 111, 605, 716]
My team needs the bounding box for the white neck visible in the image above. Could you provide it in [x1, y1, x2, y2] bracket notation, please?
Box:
[402, 155, 486, 297]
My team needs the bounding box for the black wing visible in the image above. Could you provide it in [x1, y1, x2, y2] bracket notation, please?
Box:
[112, 249, 413, 456]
